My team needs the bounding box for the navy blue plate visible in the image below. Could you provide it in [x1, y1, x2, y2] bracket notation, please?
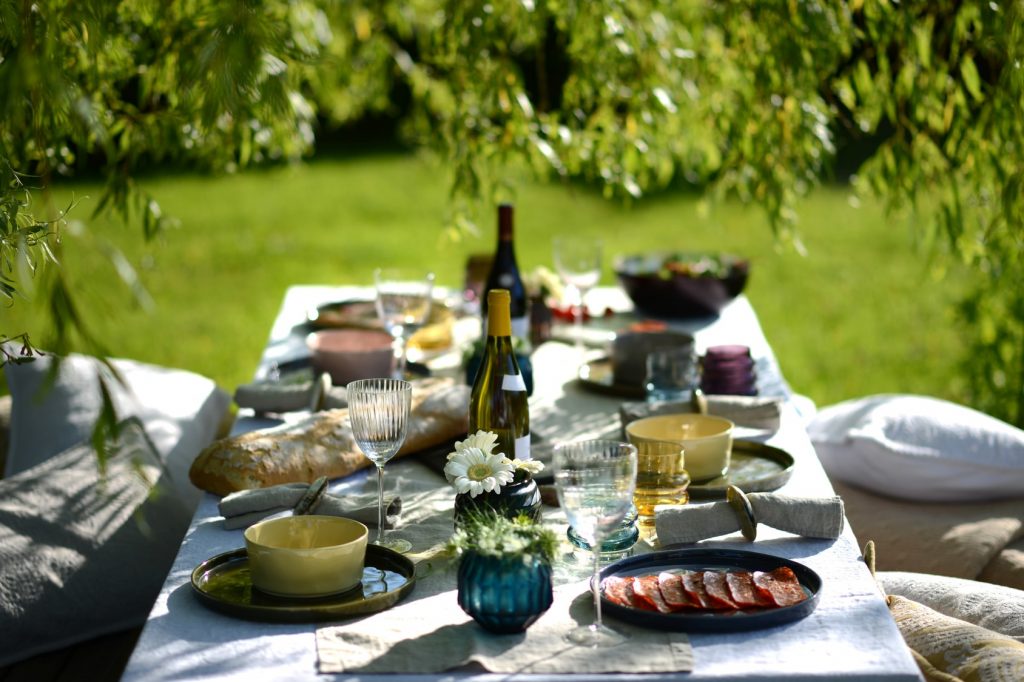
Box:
[599, 548, 821, 632]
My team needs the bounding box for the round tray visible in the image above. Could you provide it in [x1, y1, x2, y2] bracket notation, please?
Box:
[599, 547, 821, 632]
[190, 545, 415, 623]
[689, 440, 795, 500]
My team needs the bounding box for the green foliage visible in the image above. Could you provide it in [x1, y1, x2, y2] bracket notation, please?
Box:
[1, 1, 1022, 423]
[447, 510, 558, 563]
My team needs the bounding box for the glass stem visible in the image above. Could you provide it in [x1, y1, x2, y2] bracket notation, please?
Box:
[591, 536, 603, 630]
[573, 286, 584, 356]
[394, 334, 408, 379]
[376, 464, 386, 545]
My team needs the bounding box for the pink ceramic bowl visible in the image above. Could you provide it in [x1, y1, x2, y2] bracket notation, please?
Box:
[307, 329, 395, 385]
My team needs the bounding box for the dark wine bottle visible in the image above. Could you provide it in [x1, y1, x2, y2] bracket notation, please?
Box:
[470, 289, 531, 461]
[482, 203, 530, 341]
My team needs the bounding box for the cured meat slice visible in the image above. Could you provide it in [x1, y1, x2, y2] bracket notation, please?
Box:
[658, 572, 699, 610]
[680, 570, 715, 609]
[725, 570, 774, 608]
[602, 575, 645, 609]
[702, 570, 739, 609]
[753, 567, 807, 607]
[633, 575, 673, 613]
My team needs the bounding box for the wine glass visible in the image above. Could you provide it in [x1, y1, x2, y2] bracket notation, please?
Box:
[553, 439, 638, 647]
[552, 236, 602, 355]
[346, 378, 413, 553]
[374, 268, 435, 378]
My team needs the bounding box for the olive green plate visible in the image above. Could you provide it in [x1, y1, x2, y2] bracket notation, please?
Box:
[689, 440, 795, 500]
[577, 357, 646, 399]
[190, 545, 416, 623]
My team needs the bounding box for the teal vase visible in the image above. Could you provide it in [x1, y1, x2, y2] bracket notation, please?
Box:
[453, 478, 542, 528]
[457, 551, 553, 633]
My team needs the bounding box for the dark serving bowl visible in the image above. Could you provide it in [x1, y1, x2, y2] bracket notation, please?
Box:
[614, 252, 750, 318]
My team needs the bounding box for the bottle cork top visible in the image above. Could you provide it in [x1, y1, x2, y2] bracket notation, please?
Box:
[487, 289, 512, 337]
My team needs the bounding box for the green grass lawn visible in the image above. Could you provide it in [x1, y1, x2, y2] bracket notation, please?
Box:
[6, 152, 969, 411]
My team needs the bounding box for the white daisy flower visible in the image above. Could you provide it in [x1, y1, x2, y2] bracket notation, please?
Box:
[448, 430, 501, 461]
[444, 446, 515, 497]
[513, 459, 545, 475]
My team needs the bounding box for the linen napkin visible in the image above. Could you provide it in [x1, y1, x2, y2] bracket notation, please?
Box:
[316, 577, 692, 675]
[233, 374, 347, 413]
[218, 483, 401, 530]
[620, 394, 784, 433]
[655, 493, 845, 545]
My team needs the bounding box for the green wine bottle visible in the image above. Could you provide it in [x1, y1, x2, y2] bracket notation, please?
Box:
[470, 289, 531, 461]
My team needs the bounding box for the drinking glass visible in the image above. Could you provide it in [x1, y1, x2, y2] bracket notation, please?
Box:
[374, 268, 435, 378]
[346, 378, 413, 553]
[552, 236, 602, 355]
[553, 439, 638, 647]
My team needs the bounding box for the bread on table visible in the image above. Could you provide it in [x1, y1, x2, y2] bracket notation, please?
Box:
[189, 379, 469, 496]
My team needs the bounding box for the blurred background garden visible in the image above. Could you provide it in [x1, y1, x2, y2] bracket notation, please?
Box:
[2, 1, 1020, 424]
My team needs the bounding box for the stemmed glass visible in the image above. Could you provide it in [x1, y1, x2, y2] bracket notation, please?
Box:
[374, 268, 435, 378]
[346, 378, 413, 553]
[553, 439, 638, 647]
[552, 236, 602, 355]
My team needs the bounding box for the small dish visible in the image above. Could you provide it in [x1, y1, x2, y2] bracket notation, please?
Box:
[244, 515, 368, 598]
[190, 545, 415, 623]
[599, 548, 821, 632]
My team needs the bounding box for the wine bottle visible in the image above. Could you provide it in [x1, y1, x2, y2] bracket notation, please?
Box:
[470, 289, 531, 461]
[482, 203, 530, 341]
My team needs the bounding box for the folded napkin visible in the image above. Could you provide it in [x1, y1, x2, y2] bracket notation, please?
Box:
[218, 483, 402, 530]
[234, 374, 347, 413]
[655, 493, 845, 545]
[620, 394, 783, 432]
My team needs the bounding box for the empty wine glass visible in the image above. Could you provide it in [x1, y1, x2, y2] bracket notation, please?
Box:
[553, 439, 638, 647]
[552, 236, 602, 355]
[374, 268, 435, 378]
[346, 378, 413, 553]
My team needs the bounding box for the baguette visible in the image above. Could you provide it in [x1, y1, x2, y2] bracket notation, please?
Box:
[189, 379, 469, 496]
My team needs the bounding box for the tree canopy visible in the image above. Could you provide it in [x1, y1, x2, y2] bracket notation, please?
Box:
[2, 0, 1022, 424]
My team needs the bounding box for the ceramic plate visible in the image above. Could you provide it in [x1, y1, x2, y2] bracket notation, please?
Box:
[689, 440, 794, 500]
[190, 545, 415, 623]
[599, 548, 821, 632]
[576, 357, 646, 399]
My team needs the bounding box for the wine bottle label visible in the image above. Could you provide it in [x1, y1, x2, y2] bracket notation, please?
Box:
[514, 433, 531, 461]
[510, 315, 529, 340]
[502, 373, 527, 392]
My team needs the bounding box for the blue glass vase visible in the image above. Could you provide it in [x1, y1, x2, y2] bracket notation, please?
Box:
[457, 552, 553, 633]
[453, 478, 542, 528]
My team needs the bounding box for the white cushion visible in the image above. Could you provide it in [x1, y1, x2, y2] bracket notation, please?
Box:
[808, 394, 1024, 502]
[4, 351, 230, 507]
[0, 427, 193, 665]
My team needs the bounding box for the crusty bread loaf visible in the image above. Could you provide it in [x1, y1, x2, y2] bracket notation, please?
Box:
[189, 379, 468, 496]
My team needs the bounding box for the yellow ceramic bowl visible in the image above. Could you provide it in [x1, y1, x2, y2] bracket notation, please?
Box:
[626, 414, 735, 483]
[244, 515, 368, 598]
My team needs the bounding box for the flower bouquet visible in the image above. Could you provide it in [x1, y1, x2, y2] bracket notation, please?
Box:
[444, 430, 544, 526]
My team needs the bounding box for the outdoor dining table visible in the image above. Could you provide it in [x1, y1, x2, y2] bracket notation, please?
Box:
[121, 285, 923, 681]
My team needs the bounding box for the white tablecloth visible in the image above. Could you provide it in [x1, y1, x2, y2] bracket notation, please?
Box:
[121, 287, 922, 681]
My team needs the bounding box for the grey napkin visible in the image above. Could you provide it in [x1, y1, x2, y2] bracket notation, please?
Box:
[218, 483, 401, 530]
[233, 374, 347, 413]
[655, 493, 845, 545]
[620, 394, 783, 433]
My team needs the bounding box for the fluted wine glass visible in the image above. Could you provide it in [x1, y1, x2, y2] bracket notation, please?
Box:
[374, 268, 435, 378]
[553, 439, 638, 647]
[347, 378, 413, 553]
[552, 236, 602, 355]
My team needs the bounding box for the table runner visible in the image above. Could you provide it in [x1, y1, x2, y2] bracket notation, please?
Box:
[315, 467, 693, 675]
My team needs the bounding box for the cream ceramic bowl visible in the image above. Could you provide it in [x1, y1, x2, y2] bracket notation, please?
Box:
[626, 413, 735, 483]
[244, 515, 368, 598]
[306, 329, 395, 385]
